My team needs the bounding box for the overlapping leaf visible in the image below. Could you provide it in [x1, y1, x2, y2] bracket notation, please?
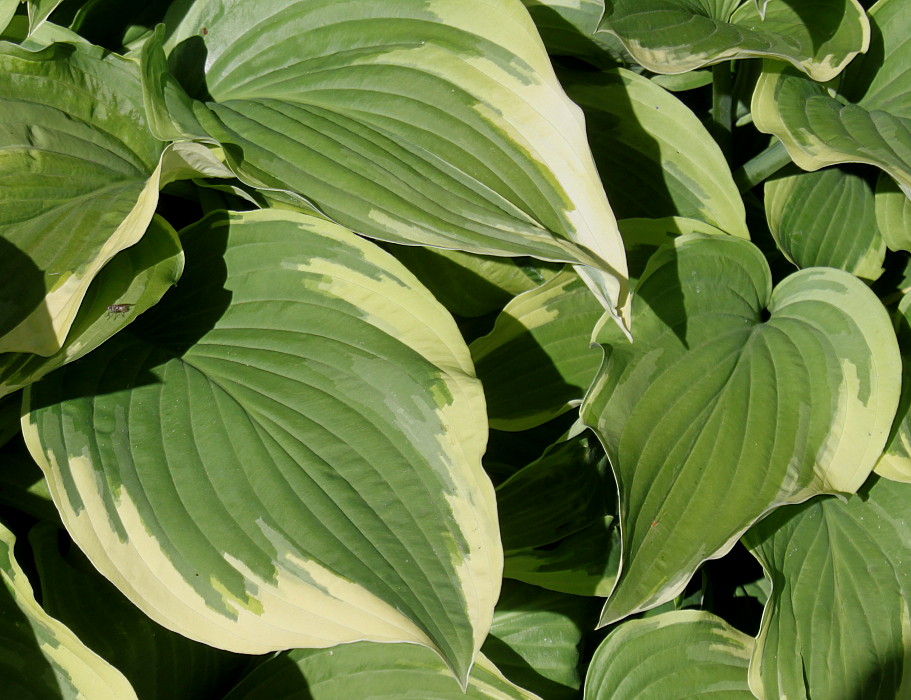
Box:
[0, 40, 165, 356]
[141, 0, 630, 327]
[583, 611, 754, 699]
[875, 173, 911, 253]
[520, 0, 631, 65]
[582, 234, 900, 624]
[502, 517, 620, 597]
[0, 215, 183, 399]
[222, 644, 539, 699]
[471, 269, 604, 430]
[563, 68, 748, 238]
[482, 580, 595, 700]
[0, 520, 138, 699]
[22, 209, 500, 684]
[496, 434, 611, 552]
[495, 432, 620, 596]
[877, 293, 911, 481]
[597, 0, 868, 80]
[30, 523, 248, 700]
[753, 0, 911, 193]
[744, 477, 911, 700]
[764, 165, 885, 280]
[390, 246, 558, 319]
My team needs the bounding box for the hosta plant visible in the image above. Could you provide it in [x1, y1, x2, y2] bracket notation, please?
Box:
[0, 0, 909, 698]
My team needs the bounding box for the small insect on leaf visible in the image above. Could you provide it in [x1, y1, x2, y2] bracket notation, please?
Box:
[202, 27, 208, 35]
[106, 303, 134, 317]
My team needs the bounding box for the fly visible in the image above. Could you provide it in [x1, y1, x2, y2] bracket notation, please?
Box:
[106, 303, 134, 317]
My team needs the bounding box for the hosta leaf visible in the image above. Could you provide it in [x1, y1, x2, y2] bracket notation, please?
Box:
[471, 269, 604, 431]
[764, 165, 885, 280]
[222, 645, 539, 700]
[0, 40, 164, 356]
[876, 293, 911, 481]
[583, 611, 754, 699]
[389, 246, 558, 319]
[582, 234, 901, 624]
[30, 523, 248, 700]
[597, 0, 868, 80]
[875, 173, 911, 253]
[753, 0, 911, 192]
[563, 69, 748, 238]
[482, 580, 595, 700]
[496, 434, 611, 551]
[142, 0, 630, 328]
[619, 216, 732, 286]
[0, 444, 58, 524]
[26, 0, 65, 34]
[0, 0, 17, 35]
[503, 516, 620, 597]
[0, 215, 183, 399]
[744, 476, 911, 700]
[520, 0, 630, 65]
[0, 519, 137, 699]
[22, 209, 500, 684]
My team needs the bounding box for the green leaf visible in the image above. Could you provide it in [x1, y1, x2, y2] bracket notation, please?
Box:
[875, 172, 911, 253]
[744, 476, 911, 700]
[503, 516, 620, 597]
[27, 0, 65, 34]
[752, 0, 911, 192]
[482, 580, 596, 700]
[389, 246, 558, 319]
[0, 215, 183, 399]
[583, 611, 754, 699]
[496, 434, 611, 551]
[619, 216, 733, 285]
[520, 0, 630, 65]
[0, 445, 58, 524]
[471, 269, 604, 431]
[30, 523, 248, 699]
[764, 165, 885, 280]
[142, 0, 630, 328]
[21, 209, 500, 685]
[0, 0, 17, 35]
[597, 0, 869, 80]
[222, 645, 540, 699]
[0, 40, 165, 356]
[582, 234, 901, 624]
[876, 292, 911, 481]
[0, 519, 138, 699]
[563, 68, 748, 238]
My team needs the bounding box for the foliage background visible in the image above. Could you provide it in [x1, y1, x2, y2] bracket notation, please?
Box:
[1, 0, 910, 698]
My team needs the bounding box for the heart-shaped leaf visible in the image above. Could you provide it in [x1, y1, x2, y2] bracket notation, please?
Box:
[22, 209, 500, 684]
[582, 234, 900, 624]
[597, 0, 868, 80]
[744, 476, 911, 700]
[583, 611, 754, 699]
[141, 0, 629, 327]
